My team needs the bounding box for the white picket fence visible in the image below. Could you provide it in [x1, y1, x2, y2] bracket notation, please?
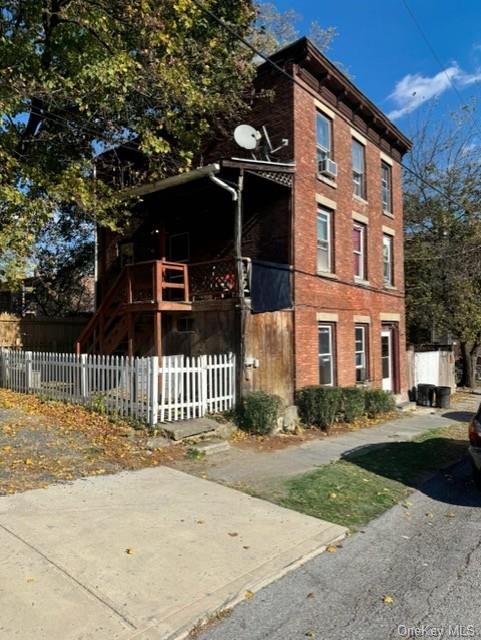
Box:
[159, 353, 236, 422]
[0, 349, 236, 426]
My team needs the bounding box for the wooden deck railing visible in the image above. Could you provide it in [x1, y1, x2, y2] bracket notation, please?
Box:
[189, 257, 251, 301]
[75, 260, 189, 354]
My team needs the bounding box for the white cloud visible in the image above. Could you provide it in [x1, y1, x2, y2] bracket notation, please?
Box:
[387, 63, 481, 120]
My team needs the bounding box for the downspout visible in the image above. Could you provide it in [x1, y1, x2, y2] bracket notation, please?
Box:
[208, 172, 238, 201]
[208, 169, 247, 401]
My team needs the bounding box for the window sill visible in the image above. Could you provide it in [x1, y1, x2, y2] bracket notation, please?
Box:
[354, 278, 370, 287]
[317, 174, 337, 189]
[317, 271, 338, 279]
[382, 210, 394, 219]
[383, 284, 397, 291]
[353, 194, 368, 206]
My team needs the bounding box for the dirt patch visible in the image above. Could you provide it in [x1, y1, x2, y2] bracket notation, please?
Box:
[0, 389, 187, 496]
[226, 411, 401, 453]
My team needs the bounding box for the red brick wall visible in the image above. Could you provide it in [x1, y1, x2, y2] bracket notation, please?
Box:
[291, 73, 408, 396]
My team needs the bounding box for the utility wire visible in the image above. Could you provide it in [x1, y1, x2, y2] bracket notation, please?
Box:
[190, 0, 474, 217]
[401, 0, 481, 141]
[8, 0, 476, 219]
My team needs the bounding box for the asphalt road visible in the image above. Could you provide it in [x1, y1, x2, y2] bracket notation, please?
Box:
[199, 458, 481, 640]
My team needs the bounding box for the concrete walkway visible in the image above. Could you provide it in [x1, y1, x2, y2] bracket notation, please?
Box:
[188, 404, 476, 491]
[0, 466, 346, 640]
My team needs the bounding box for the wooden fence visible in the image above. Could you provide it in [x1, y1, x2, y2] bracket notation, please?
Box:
[0, 349, 236, 426]
[0, 314, 88, 352]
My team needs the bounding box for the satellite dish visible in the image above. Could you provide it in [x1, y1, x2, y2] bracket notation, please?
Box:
[234, 124, 260, 151]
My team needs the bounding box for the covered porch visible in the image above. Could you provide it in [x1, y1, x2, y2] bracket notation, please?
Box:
[80, 158, 294, 363]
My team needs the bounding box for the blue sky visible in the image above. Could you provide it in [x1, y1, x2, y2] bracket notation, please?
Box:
[272, 0, 481, 135]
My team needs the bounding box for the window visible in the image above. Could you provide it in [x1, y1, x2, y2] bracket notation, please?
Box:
[317, 207, 333, 273]
[381, 162, 392, 213]
[319, 323, 335, 386]
[168, 232, 190, 262]
[177, 317, 195, 333]
[353, 223, 366, 280]
[383, 234, 393, 286]
[355, 325, 369, 383]
[316, 112, 332, 172]
[352, 140, 366, 199]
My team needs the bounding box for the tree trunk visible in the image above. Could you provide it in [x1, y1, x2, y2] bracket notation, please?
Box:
[460, 341, 481, 389]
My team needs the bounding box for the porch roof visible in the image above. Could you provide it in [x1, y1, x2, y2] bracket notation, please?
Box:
[118, 158, 296, 200]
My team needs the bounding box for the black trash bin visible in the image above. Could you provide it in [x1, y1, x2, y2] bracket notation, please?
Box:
[435, 385, 451, 409]
[417, 383, 436, 407]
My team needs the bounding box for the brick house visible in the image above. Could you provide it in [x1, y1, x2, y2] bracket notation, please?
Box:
[79, 37, 411, 407]
[255, 37, 412, 398]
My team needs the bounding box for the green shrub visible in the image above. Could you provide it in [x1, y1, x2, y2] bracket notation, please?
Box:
[296, 386, 343, 432]
[364, 389, 395, 417]
[238, 391, 282, 435]
[341, 387, 366, 423]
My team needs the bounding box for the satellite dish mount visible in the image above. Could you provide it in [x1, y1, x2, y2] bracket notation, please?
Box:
[233, 124, 288, 161]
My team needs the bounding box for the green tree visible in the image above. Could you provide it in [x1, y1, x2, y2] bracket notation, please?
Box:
[28, 216, 95, 316]
[0, 0, 256, 281]
[404, 107, 481, 387]
[254, 2, 337, 56]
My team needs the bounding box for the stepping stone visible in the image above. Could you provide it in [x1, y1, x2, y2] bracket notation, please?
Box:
[190, 439, 231, 456]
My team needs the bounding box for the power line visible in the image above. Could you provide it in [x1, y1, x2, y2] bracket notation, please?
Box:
[190, 0, 474, 218]
[400, 0, 481, 140]
[7, 0, 476, 219]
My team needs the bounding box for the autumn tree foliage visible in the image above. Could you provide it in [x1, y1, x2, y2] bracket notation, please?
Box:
[0, 0, 256, 281]
[404, 108, 481, 387]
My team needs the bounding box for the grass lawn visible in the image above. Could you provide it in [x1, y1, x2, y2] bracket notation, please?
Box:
[276, 423, 468, 530]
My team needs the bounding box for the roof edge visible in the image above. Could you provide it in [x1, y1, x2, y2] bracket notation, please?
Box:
[262, 37, 411, 154]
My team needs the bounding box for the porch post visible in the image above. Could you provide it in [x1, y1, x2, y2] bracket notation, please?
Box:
[154, 311, 162, 359]
[127, 313, 134, 358]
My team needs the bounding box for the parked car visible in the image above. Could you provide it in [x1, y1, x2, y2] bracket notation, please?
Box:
[468, 407, 481, 489]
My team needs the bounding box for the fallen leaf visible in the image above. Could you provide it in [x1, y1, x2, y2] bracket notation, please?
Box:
[196, 520, 205, 525]
[245, 590, 254, 600]
[329, 492, 337, 499]
[228, 532, 238, 537]
[446, 512, 455, 518]
[326, 545, 337, 553]
[2, 445, 12, 452]
[306, 592, 315, 599]
[383, 595, 394, 605]
[426, 512, 434, 519]
[125, 548, 135, 555]
[24, 458, 33, 465]
[305, 632, 315, 638]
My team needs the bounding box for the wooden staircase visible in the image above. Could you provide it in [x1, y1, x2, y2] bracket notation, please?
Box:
[75, 260, 191, 356]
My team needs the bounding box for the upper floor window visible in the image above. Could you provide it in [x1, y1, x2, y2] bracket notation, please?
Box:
[316, 112, 332, 169]
[317, 207, 333, 273]
[353, 222, 367, 281]
[383, 234, 393, 286]
[352, 140, 366, 199]
[381, 162, 392, 213]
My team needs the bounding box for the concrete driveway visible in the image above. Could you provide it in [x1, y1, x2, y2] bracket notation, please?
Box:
[0, 466, 346, 640]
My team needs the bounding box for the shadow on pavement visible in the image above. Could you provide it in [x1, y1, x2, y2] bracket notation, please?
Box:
[341, 438, 481, 507]
[441, 410, 475, 423]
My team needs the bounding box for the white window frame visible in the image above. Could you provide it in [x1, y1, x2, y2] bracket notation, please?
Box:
[353, 222, 366, 281]
[318, 323, 335, 386]
[383, 234, 393, 286]
[352, 139, 366, 199]
[317, 207, 332, 273]
[381, 162, 392, 213]
[355, 324, 368, 383]
[316, 112, 332, 173]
